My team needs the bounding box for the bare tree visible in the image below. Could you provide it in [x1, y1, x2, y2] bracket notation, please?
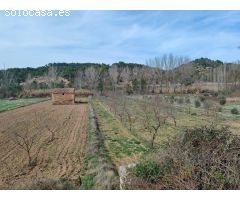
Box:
[23, 73, 32, 91]
[141, 100, 167, 148]
[74, 70, 84, 89]
[124, 104, 136, 132]
[44, 110, 72, 142]
[203, 100, 213, 116]
[10, 121, 40, 166]
[146, 54, 190, 93]
[126, 110, 136, 132]
[109, 65, 118, 91]
[47, 65, 58, 88]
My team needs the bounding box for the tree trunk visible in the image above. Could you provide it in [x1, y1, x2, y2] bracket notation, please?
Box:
[27, 150, 32, 166]
[151, 132, 157, 149]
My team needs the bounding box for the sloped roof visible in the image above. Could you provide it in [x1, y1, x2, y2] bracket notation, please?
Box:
[52, 88, 75, 94]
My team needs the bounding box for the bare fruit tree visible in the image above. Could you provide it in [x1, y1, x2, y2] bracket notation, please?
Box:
[45, 112, 71, 142]
[10, 121, 40, 166]
[141, 100, 167, 148]
[125, 107, 136, 132]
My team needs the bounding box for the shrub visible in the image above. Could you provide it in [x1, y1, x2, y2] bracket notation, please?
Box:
[128, 125, 240, 189]
[217, 107, 222, 112]
[169, 95, 175, 104]
[194, 100, 201, 108]
[133, 160, 174, 183]
[210, 91, 218, 97]
[134, 161, 161, 183]
[81, 175, 94, 189]
[199, 96, 206, 102]
[231, 107, 239, 115]
[219, 96, 226, 105]
[176, 126, 239, 189]
[203, 93, 209, 97]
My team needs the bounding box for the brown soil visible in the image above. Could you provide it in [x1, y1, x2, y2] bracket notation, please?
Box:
[0, 101, 89, 189]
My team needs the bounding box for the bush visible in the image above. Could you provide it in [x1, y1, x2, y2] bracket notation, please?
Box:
[133, 160, 174, 183]
[231, 107, 239, 115]
[134, 161, 162, 183]
[219, 96, 226, 105]
[203, 93, 209, 97]
[81, 175, 94, 189]
[194, 100, 201, 108]
[217, 107, 222, 112]
[199, 96, 206, 102]
[210, 91, 218, 97]
[128, 125, 240, 189]
[169, 95, 175, 104]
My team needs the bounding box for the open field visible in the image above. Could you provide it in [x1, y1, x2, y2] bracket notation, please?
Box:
[0, 93, 239, 189]
[0, 101, 89, 189]
[0, 98, 49, 113]
[98, 94, 240, 147]
[94, 94, 240, 189]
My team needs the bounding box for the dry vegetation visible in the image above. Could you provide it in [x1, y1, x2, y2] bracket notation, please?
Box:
[95, 92, 240, 189]
[125, 126, 240, 189]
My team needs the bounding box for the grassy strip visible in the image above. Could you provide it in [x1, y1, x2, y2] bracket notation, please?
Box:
[92, 98, 149, 166]
[81, 104, 119, 189]
[0, 98, 49, 113]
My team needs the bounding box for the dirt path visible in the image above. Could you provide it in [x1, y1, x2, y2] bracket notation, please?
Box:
[0, 101, 89, 189]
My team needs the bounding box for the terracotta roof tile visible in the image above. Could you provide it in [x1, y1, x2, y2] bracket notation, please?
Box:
[52, 88, 75, 94]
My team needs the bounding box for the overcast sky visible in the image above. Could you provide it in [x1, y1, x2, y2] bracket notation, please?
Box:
[0, 10, 240, 68]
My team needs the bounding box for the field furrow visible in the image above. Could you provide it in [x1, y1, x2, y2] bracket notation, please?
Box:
[0, 101, 89, 189]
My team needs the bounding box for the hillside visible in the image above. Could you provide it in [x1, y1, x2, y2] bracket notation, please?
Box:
[0, 58, 240, 97]
[175, 58, 240, 85]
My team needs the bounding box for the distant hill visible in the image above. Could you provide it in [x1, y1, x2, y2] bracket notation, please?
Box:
[0, 58, 239, 97]
[174, 58, 239, 85]
[0, 62, 146, 85]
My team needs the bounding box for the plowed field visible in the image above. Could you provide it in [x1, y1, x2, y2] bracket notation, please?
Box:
[0, 101, 89, 189]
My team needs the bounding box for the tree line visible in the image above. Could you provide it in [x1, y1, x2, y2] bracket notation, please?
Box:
[1, 56, 240, 98]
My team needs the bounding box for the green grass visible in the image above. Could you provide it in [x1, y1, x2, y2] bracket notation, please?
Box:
[0, 98, 48, 112]
[219, 104, 240, 119]
[81, 104, 119, 189]
[223, 104, 240, 111]
[81, 175, 94, 189]
[84, 154, 99, 169]
[99, 110, 116, 123]
[99, 95, 231, 146]
[108, 136, 149, 157]
[93, 98, 150, 165]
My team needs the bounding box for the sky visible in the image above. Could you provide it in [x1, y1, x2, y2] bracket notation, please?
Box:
[0, 10, 240, 68]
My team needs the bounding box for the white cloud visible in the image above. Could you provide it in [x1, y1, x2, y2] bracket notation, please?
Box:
[0, 11, 240, 68]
